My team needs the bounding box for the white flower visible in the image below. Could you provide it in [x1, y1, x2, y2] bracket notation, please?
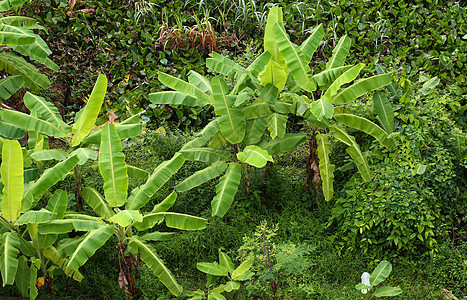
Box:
[361, 272, 371, 294]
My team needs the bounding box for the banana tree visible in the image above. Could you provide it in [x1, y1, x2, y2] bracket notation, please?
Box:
[0, 74, 145, 209]
[0, 139, 83, 299]
[36, 124, 207, 297]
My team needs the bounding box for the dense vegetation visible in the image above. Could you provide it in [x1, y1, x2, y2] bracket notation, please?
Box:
[0, 0, 465, 299]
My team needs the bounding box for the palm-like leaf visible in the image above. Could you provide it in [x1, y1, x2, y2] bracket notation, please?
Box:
[0, 52, 50, 90]
[42, 246, 84, 282]
[0, 231, 20, 286]
[0, 109, 66, 138]
[257, 133, 307, 155]
[326, 35, 351, 69]
[236, 145, 273, 168]
[0, 75, 23, 100]
[206, 52, 245, 77]
[212, 163, 242, 217]
[110, 210, 143, 227]
[0, 139, 23, 221]
[332, 73, 393, 105]
[370, 260, 392, 286]
[267, 113, 287, 139]
[300, 24, 324, 64]
[372, 92, 394, 134]
[23, 92, 69, 131]
[176, 162, 228, 192]
[158, 72, 211, 105]
[82, 187, 114, 221]
[316, 134, 335, 201]
[181, 148, 230, 163]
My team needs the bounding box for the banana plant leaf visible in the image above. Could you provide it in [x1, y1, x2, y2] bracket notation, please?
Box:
[0, 120, 25, 139]
[218, 110, 246, 144]
[212, 77, 235, 115]
[82, 187, 114, 221]
[0, 109, 66, 138]
[231, 258, 253, 280]
[109, 210, 143, 227]
[0, 75, 23, 100]
[197, 262, 228, 277]
[0, 52, 50, 90]
[158, 72, 211, 105]
[42, 246, 84, 282]
[258, 58, 287, 91]
[326, 35, 351, 69]
[300, 24, 324, 64]
[332, 73, 393, 105]
[310, 99, 334, 121]
[0, 139, 23, 221]
[206, 52, 245, 77]
[313, 65, 353, 89]
[134, 212, 207, 231]
[0, 231, 20, 286]
[30, 149, 67, 161]
[244, 118, 267, 145]
[334, 113, 394, 148]
[370, 260, 392, 286]
[316, 134, 335, 201]
[372, 91, 394, 134]
[242, 102, 271, 119]
[126, 153, 184, 210]
[56, 236, 85, 257]
[237, 145, 273, 168]
[373, 286, 403, 297]
[80, 123, 143, 146]
[71, 73, 107, 146]
[257, 133, 307, 155]
[70, 148, 98, 165]
[14, 209, 52, 225]
[188, 71, 212, 93]
[99, 124, 128, 207]
[176, 162, 227, 192]
[211, 163, 242, 217]
[181, 148, 230, 163]
[12, 45, 59, 71]
[322, 63, 364, 101]
[129, 237, 183, 296]
[66, 225, 114, 270]
[14, 256, 28, 297]
[45, 189, 67, 220]
[140, 232, 174, 241]
[0, 0, 29, 12]
[151, 191, 177, 213]
[127, 165, 149, 179]
[149, 91, 200, 107]
[263, 6, 284, 64]
[267, 113, 287, 139]
[231, 51, 271, 94]
[0, 27, 35, 45]
[219, 252, 234, 273]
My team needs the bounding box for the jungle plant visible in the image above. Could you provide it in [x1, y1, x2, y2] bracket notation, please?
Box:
[35, 123, 207, 297]
[150, 5, 395, 218]
[0, 139, 82, 299]
[355, 260, 402, 298]
[187, 251, 254, 299]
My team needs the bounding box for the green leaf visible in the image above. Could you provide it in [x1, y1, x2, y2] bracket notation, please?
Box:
[197, 262, 228, 276]
[211, 163, 242, 217]
[237, 145, 273, 168]
[370, 260, 392, 286]
[149, 91, 200, 106]
[129, 237, 183, 296]
[99, 124, 128, 207]
[158, 72, 211, 105]
[219, 252, 234, 274]
[231, 258, 253, 280]
[0, 120, 26, 139]
[151, 191, 177, 213]
[181, 148, 230, 163]
[0, 52, 50, 90]
[0, 26, 35, 45]
[274, 23, 316, 92]
[0, 0, 29, 12]
[140, 232, 174, 242]
[0, 75, 23, 100]
[42, 246, 84, 282]
[316, 134, 335, 201]
[23, 155, 79, 211]
[69, 148, 98, 165]
[310, 99, 334, 120]
[126, 153, 184, 210]
[244, 118, 267, 145]
[176, 162, 227, 192]
[332, 73, 393, 105]
[313, 65, 353, 89]
[80, 123, 143, 145]
[225, 280, 241, 292]
[267, 113, 287, 139]
[0, 231, 20, 286]
[206, 52, 245, 77]
[421, 77, 440, 95]
[218, 111, 246, 144]
[334, 113, 394, 148]
[242, 102, 271, 120]
[82, 187, 114, 221]
[188, 71, 211, 94]
[323, 63, 365, 101]
[1, 139, 23, 221]
[14, 209, 52, 225]
[134, 212, 207, 231]
[258, 59, 287, 91]
[45, 189, 67, 220]
[0, 109, 66, 138]
[30, 149, 67, 161]
[71, 74, 107, 146]
[127, 165, 149, 179]
[257, 133, 307, 155]
[212, 77, 235, 115]
[67, 225, 113, 270]
[326, 35, 351, 69]
[372, 286, 403, 297]
[14, 255, 29, 297]
[372, 92, 394, 134]
[109, 210, 143, 227]
[208, 293, 226, 300]
[300, 24, 324, 64]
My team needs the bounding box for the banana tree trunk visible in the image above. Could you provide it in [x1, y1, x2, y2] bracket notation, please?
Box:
[305, 134, 322, 199]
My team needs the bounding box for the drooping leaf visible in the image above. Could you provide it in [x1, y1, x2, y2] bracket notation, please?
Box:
[69, 148, 98, 165]
[212, 77, 235, 115]
[322, 63, 364, 101]
[326, 35, 351, 69]
[180, 148, 230, 163]
[0, 109, 66, 138]
[267, 113, 287, 139]
[0, 120, 26, 139]
[211, 163, 242, 217]
[257, 133, 307, 155]
[82, 187, 114, 221]
[30, 149, 67, 162]
[42, 246, 84, 282]
[370, 260, 392, 286]
[140, 232, 175, 242]
[242, 102, 271, 120]
[80, 123, 143, 146]
[158, 72, 211, 105]
[71, 74, 107, 146]
[151, 191, 177, 213]
[188, 71, 211, 94]
[313, 65, 353, 89]
[67, 225, 113, 270]
[0, 75, 23, 100]
[197, 262, 228, 277]
[127, 165, 149, 179]
[332, 73, 393, 105]
[372, 92, 394, 134]
[45, 189, 67, 220]
[14, 209, 52, 225]
[99, 124, 128, 207]
[0, 231, 20, 286]
[236, 145, 273, 168]
[206, 52, 245, 77]
[149, 91, 200, 107]
[372, 286, 403, 297]
[134, 212, 207, 231]
[14, 255, 29, 297]
[0, 139, 23, 221]
[231, 258, 253, 280]
[0, 52, 50, 90]
[218, 110, 246, 144]
[300, 24, 324, 64]
[316, 134, 335, 201]
[176, 162, 227, 192]
[129, 237, 183, 296]
[219, 252, 234, 274]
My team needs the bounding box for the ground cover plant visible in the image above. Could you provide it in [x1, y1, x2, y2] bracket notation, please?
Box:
[0, 1, 465, 299]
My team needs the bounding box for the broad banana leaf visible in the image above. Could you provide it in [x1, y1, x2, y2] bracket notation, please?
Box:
[80, 123, 143, 145]
[0, 16, 38, 27]
[126, 153, 185, 210]
[372, 286, 403, 297]
[206, 52, 245, 77]
[127, 165, 149, 179]
[71, 74, 107, 146]
[180, 148, 230, 163]
[134, 211, 207, 231]
[56, 236, 85, 257]
[14, 255, 28, 297]
[175, 162, 227, 192]
[244, 118, 267, 145]
[237, 145, 273, 168]
[334, 113, 394, 148]
[0, 25, 49, 57]
[151, 191, 177, 213]
[219, 252, 234, 274]
[231, 51, 271, 94]
[70, 148, 98, 165]
[45, 189, 67, 219]
[42, 246, 84, 282]
[0, 231, 20, 286]
[316, 134, 335, 201]
[0, 75, 23, 100]
[313, 65, 353, 89]
[259, 83, 278, 104]
[188, 71, 211, 94]
[329, 126, 372, 181]
[264, 6, 284, 64]
[14, 209, 52, 225]
[0, 120, 26, 139]
[212, 163, 242, 217]
[0, 139, 23, 221]
[82, 187, 114, 221]
[212, 77, 235, 115]
[197, 262, 228, 276]
[149, 91, 200, 107]
[376, 64, 399, 97]
[0, 0, 28, 12]
[99, 124, 128, 207]
[231, 258, 253, 280]
[12, 45, 59, 71]
[322, 63, 364, 101]
[209, 293, 227, 300]
[0, 109, 65, 138]
[370, 260, 392, 286]
[158, 72, 211, 105]
[210, 131, 227, 149]
[66, 225, 113, 270]
[0, 52, 50, 90]
[30, 149, 67, 161]
[140, 232, 174, 241]
[258, 58, 287, 91]
[332, 73, 393, 105]
[372, 92, 394, 134]
[300, 23, 324, 64]
[326, 35, 351, 69]
[110, 210, 143, 227]
[257, 133, 307, 155]
[310, 99, 334, 120]
[129, 237, 183, 296]
[454, 133, 465, 160]
[242, 102, 271, 119]
[0, 27, 35, 45]
[29, 258, 39, 299]
[274, 23, 316, 92]
[38, 218, 105, 234]
[267, 113, 287, 139]
[22, 155, 79, 211]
